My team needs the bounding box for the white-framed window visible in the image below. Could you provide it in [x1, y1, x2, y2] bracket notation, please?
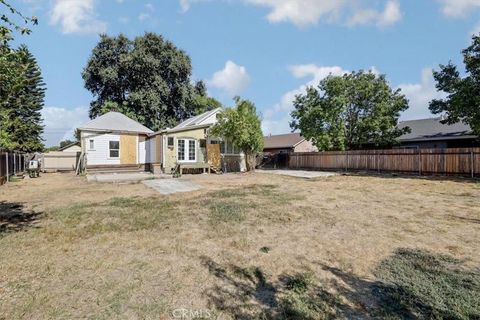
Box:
[89, 139, 94, 150]
[109, 141, 120, 158]
[177, 138, 196, 162]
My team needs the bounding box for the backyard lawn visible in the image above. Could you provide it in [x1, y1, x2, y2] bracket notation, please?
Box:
[0, 172, 479, 319]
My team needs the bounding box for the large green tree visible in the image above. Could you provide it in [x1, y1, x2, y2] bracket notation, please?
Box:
[290, 71, 409, 151]
[211, 97, 264, 171]
[83, 33, 218, 131]
[429, 35, 480, 136]
[0, 1, 43, 151]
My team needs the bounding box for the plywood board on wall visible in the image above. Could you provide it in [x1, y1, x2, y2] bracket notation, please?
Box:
[207, 144, 221, 168]
[120, 134, 137, 165]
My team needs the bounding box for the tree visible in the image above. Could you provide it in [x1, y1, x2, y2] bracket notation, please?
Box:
[1, 46, 45, 152]
[0, 1, 43, 152]
[0, 0, 38, 39]
[59, 139, 76, 148]
[290, 71, 409, 151]
[191, 80, 222, 115]
[430, 35, 480, 136]
[83, 33, 216, 131]
[211, 97, 264, 171]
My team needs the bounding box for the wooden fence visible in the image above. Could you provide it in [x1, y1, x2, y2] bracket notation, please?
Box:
[0, 150, 27, 185]
[289, 148, 480, 177]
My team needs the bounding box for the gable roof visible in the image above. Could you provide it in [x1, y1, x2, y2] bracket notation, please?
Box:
[264, 133, 305, 149]
[58, 142, 80, 151]
[78, 112, 153, 134]
[398, 118, 475, 142]
[166, 108, 222, 133]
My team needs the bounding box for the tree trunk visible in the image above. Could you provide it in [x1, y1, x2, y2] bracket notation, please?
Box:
[245, 152, 257, 172]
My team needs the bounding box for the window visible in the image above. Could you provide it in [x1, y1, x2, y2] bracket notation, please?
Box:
[226, 142, 233, 154]
[177, 139, 196, 162]
[168, 137, 174, 147]
[109, 141, 119, 158]
[200, 139, 206, 148]
[220, 141, 225, 154]
[89, 139, 94, 150]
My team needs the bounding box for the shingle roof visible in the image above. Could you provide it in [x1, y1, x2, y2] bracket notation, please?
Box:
[264, 133, 305, 149]
[78, 112, 153, 134]
[167, 108, 222, 132]
[398, 118, 475, 142]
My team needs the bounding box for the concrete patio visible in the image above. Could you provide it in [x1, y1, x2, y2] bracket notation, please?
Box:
[256, 169, 337, 179]
[142, 179, 202, 195]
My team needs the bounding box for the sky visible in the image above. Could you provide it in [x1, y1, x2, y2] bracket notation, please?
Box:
[10, 0, 480, 146]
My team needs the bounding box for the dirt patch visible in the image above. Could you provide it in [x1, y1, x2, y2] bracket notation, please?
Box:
[0, 172, 479, 319]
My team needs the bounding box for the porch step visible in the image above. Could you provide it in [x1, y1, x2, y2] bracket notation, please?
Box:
[86, 165, 146, 175]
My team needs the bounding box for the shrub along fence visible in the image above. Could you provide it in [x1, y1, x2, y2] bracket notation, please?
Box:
[289, 148, 480, 178]
[0, 149, 27, 185]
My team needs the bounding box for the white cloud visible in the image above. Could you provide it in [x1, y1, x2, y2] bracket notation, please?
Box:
[245, 0, 402, 28]
[50, 0, 106, 34]
[42, 106, 89, 147]
[398, 68, 447, 120]
[349, 0, 401, 27]
[179, 0, 401, 28]
[139, 3, 155, 21]
[262, 64, 348, 135]
[439, 0, 480, 17]
[208, 61, 251, 97]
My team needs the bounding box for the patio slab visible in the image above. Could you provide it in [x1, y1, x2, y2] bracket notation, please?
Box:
[87, 172, 157, 183]
[142, 179, 202, 195]
[256, 169, 337, 179]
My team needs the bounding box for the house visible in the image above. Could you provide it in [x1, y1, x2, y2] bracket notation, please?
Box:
[77, 109, 246, 173]
[151, 108, 247, 173]
[58, 142, 81, 153]
[78, 112, 155, 170]
[263, 133, 318, 154]
[398, 118, 479, 149]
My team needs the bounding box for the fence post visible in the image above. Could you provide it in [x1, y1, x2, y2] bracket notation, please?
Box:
[13, 152, 16, 176]
[418, 149, 422, 176]
[5, 151, 9, 182]
[345, 151, 348, 172]
[471, 151, 475, 179]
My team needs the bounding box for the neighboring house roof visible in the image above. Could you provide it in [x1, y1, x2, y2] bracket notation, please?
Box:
[164, 108, 222, 134]
[398, 118, 476, 142]
[58, 142, 80, 151]
[78, 112, 153, 134]
[264, 133, 306, 149]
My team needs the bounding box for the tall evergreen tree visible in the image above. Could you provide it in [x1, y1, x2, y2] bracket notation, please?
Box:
[0, 45, 45, 151]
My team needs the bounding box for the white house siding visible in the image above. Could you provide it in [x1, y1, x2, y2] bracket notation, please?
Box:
[82, 131, 121, 166]
[139, 138, 147, 164]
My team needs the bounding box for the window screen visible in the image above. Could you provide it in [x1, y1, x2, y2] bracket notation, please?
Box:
[189, 140, 196, 161]
[168, 137, 174, 147]
[89, 139, 94, 150]
[109, 141, 119, 158]
[177, 139, 185, 161]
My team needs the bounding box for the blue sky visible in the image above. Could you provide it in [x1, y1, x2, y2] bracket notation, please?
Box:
[11, 0, 480, 146]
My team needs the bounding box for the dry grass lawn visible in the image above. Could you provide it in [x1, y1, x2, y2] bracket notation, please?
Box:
[0, 172, 479, 319]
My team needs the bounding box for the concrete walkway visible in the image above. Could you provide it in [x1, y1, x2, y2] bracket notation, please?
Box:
[142, 179, 202, 195]
[87, 172, 158, 183]
[257, 169, 337, 179]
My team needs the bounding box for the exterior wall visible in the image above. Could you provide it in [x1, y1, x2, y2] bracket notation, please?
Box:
[294, 140, 318, 153]
[61, 145, 81, 153]
[42, 152, 79, 172]
[163, 128, 207, 173]
[81, 131, 122, 166]
[120, 134, 138, 165]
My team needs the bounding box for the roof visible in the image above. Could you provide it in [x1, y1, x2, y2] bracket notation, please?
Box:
[165, 108, 222, 133]
[58, 142, 80, 151]
[264, 133, 305, 149]
[398, 118, 476, 142]
[78, 112, 153, 134]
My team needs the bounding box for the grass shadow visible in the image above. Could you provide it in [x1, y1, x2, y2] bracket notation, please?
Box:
[0, 201, 43, 235]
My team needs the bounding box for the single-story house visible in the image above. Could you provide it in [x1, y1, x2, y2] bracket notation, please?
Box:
[151, 108, 247, 173]
[59, 142, 81, 153]
[397, 117, 479, 148]
[78, 112, 155, 170]
[263, 133, 318, 154]
[77, 109, 246, 173]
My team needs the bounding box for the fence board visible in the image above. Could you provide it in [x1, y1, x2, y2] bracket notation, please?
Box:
[0, 150, 27, 185]
[289, 148, 480, 177]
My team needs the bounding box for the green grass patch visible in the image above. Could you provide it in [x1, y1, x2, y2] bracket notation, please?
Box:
[374, 248, 480, 319]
